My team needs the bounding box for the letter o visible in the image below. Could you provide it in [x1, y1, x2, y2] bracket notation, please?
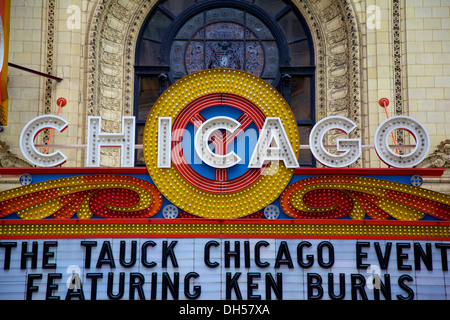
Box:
[317, 241, 334, 268]
[374, 116, 430, 168]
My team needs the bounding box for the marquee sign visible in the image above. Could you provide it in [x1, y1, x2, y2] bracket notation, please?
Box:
[1, 69, 450, 301]
[144, 70, 300, 219]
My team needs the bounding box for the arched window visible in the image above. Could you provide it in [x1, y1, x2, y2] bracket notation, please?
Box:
[135, 0, 315, 166]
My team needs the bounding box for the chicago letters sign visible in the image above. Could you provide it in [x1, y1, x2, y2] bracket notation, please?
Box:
[1, 69, 449, 300]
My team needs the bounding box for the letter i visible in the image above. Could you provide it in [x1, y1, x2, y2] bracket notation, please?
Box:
[158, 117, 172, 168]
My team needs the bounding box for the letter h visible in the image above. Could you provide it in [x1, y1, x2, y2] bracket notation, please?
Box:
[86, 116, 135, 167]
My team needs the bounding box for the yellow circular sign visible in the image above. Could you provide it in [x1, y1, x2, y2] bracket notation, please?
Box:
[143, 69, 299, 218]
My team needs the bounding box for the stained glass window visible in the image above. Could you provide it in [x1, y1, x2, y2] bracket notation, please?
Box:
[135, 0, 316, 166]
[169, 9, 279, 84]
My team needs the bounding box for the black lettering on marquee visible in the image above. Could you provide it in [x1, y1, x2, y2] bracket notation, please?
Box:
[414, 242, 433, 271]
[80, 241, 97, 269]
[184, 272, 201, 299]
[436, 243, 450, 271]
[351, 274, 367, 300]
[141, 240, 157, 268]
[65, 283, 86, 300]
[375, 242, 392, 270]
[129, 272, 145, 300]
[5, 239, 450, 300]
[45, 273, 62, 300]
[317, 241, 334, 268]
[356, 241, 446, 272]
[328, 273, 346, 300]
[151, 272, 158, 300]
[21, 241, 38, 269]
[244, 241, 251, 268]
[247, 272, 261, 300]
[86, 273, 103, 300]
[396, 243, 412, 270]
[42, 241, 57, 269]
[97, 241, 116, 269]
[0, 242, 17, 270]
[307, 273, 323, 300]
[225, 272, 283, 300]
[162, 241, 178, 268]
[265, 273, 282, 300]
[359, 241, 393, 270]
[26, 274, 42, 300]
[304, 272, 397, 300]
[356, 241, 370, 269]
[120, 240, 137, 268]
[204, 240, 219, 268]
[255, 241, 270, 268]
[162, 272, 179, 300]
[373, 274, 391, 301]
[107, 272, 125, 299]
[226, 272, 242, 300]
[225, 241, 240, 268]
[297, 241, 313, 268]
[397, 274, 414, 300]
[275, 241, 294, 269]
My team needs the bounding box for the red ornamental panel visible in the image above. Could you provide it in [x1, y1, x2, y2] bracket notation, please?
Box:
[2, 172, 450, 222]
[280, 175, 450, 221]
[0, 175, 163, 219]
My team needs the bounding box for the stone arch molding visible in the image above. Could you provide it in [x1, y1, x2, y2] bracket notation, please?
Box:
[86, 0, 362, 165]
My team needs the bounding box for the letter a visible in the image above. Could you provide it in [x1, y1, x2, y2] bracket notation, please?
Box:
[249, 117, 299, 168]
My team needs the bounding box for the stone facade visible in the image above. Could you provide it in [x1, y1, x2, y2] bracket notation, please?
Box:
[0, 0, 449, 191]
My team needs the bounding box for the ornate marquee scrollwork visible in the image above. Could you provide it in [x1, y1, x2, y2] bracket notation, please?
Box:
[418, 140, 450, 168]
[0, 140, 32, 167]
[0, 174, 162, 219]
[280, 175, 450, 221]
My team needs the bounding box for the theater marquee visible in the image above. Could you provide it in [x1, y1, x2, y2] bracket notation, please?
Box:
[1, 69, 449, 300]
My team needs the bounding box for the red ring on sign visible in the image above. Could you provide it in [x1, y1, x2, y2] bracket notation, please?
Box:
[171, 93, 266, 193]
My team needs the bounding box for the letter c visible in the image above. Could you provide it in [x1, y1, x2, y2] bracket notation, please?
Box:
[20, 115, 68, 167]
[194, 116, 241, 168]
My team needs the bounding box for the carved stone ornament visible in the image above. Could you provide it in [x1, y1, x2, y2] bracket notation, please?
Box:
[418, 139, 450, 168]
[0, 140, 32, 167]
[85, 0, 362, 166]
